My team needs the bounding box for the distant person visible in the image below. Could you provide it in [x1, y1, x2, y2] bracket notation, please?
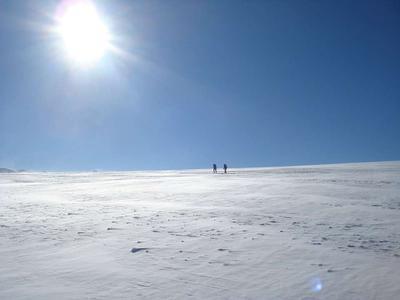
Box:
[223, 163, 228, 174]
[213, 164, 217, 173]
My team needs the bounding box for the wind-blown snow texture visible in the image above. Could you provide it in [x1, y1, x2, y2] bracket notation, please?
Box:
[1, 162, 400, 299]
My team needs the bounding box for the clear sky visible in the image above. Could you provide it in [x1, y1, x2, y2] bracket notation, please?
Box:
[0, 0, 399, 171]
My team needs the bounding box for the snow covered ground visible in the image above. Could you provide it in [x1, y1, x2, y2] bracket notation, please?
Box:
[1, 161, 400, 299]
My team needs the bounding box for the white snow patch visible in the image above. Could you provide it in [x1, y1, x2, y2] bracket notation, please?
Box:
[1, 161, 400, 299]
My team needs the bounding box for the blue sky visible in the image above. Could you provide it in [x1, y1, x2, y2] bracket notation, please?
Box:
[0, 0, 399, 171]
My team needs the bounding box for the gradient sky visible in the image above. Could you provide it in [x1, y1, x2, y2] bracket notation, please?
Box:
[0, 0, 399, 171]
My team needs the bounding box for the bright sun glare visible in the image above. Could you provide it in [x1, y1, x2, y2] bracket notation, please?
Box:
[56, 0, 110, 65]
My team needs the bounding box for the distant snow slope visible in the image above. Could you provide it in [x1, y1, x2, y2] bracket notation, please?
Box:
[1, 161, 400, 299]
[0, 167, 15, 173]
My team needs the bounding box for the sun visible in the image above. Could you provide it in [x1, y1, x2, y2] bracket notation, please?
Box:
[56, 0, 110, 65]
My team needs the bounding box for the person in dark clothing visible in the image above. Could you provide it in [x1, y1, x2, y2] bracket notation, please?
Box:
[213, 164, 217, 173]
[223, 163, 228, 174]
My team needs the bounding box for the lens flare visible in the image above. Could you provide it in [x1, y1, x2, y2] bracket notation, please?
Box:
[310, 277, 323, 292]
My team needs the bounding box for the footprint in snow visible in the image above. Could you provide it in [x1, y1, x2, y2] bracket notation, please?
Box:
[131, 247, 149, 253]
[107, 227, 122, 231]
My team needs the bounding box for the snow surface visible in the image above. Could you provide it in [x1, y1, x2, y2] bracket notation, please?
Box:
[1, 161, 400, 299]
